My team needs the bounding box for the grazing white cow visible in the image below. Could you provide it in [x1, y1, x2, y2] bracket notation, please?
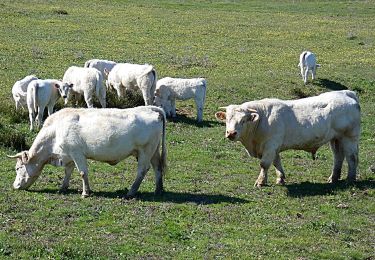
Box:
[26, 79, 66, 131]
[12, 75, 38, 110]
[154, 77, 207, 122]
[215, 90, 360, 187]
[62, 66, 106, 108]
[298, 51, 320, 84]
[84, 59, 117, 80]
[105, 63, 157, 105]
[8, 106, 167, 198]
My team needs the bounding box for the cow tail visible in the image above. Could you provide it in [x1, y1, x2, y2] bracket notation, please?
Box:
[202, 79, 207, 108]
[96, 71, 106, 107]
[32, 83, 38, 112]
[150, 68, 157, 103]
[160, 108, 167, 177]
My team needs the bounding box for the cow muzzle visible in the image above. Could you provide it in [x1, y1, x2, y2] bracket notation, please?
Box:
[226, 130, 237, 141]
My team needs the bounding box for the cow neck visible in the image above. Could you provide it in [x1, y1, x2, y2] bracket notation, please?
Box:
[240, 110, 262, 158]
[28, 128, 55, 168]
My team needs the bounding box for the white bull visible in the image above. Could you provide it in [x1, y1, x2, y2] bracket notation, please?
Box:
[12, 75, 38, 110]
[154, 77, 207, 122]
[8, 106, 167, 198]
[215, 90, 360, 187]
[62, 66, 106, 108]
[26, 79, 66, 131]
[105, 63, 157, 105]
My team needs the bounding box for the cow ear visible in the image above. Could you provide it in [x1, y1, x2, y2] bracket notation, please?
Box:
[21, 151, 30, 164]
[54, 83, 60, 89]
[248, 112, 259, 122]
[215, 111, 226, 121]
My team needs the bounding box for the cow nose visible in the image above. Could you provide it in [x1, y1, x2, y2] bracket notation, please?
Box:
[226, 130, 237, 140]
[63, 95, 67, 98]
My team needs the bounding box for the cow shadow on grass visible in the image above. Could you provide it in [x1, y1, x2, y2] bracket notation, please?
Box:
[286, 179, 375, 197]
[168, 114, 222, 128]
[30, 188, 249, 204]
[313, 78, 348, 91]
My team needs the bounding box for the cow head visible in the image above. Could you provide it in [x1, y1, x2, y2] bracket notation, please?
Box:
[55, 83, 73, 104]
[215, 106, 259, 141]
[7, 151, 41, 190]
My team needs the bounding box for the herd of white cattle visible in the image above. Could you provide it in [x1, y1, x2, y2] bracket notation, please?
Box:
[8, 51, 362, 198]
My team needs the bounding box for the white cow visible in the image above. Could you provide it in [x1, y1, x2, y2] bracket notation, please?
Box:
[154, 77, 207, 122]
[215, 90, 360, 187]
[26, 79, 66, 131]
[105, 63, 157, 105]
[12, 75, 38, 110]
[62, 66, 106, 108]
[84, 59, 117, 80]
[8, 106, 167, 198]
[298, 51, 320, 84]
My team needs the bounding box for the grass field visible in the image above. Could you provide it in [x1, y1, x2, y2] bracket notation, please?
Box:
[0, 0, 374, 259]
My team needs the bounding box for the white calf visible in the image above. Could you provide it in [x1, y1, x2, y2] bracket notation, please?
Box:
[12, 75, 38, 110]
[84, 59, 117, 81]
[106, 63, 157, 105]
[298, 51, 320, 84]
[154, 77, 207, 122]
[62, 66, 106, 108]
[27, 79, 65, 131]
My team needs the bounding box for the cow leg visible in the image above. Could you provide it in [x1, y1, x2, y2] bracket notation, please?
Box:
[170, 99, 177, 118]
[151, 148, 163, 195]
[47, 104, 54, 116]
[98, 89, 106, 108]
[60, 162, 75, 192]
[304, 68, 309, 84]
[342, 137, 359, 182]
[72, 155, 90, 198]
[195, 98, 204, 122]
[29, 109, 35, 131]
[36, 106, 45, 129]
[84, 92, 94, 108]
[312, 67, 316, 81]
[126, 152, 151, 198]
[300, 66, 305, 80]
[273, 153, 286, 185]
[255, 149, 276, 187]
[140, 87, 152, 106]
[328, 139, 345, 183]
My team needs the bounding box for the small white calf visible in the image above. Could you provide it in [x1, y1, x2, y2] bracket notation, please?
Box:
[62, 66, 106, 108]
[298, 51, 320, 84]
[27, 79, 65, 131]
[12, 75, 38, 110]
[106, 63, 157, 105]
[154, 77, 207, 122]
[84, 59, 117, 80]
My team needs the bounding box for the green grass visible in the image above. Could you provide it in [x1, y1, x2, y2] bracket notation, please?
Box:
[0, 0, 374, 259]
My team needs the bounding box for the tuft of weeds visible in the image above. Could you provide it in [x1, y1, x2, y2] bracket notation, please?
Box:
[53, 9, 68, 15]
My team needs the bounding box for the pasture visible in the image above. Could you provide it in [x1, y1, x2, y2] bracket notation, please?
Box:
[0, 0, 374, 258]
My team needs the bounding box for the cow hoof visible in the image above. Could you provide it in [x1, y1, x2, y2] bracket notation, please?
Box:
[124, 193, 136, 200]
[327, 176, 339, 184]
[81, 193, 90, 198]
[276, 178, 285, 185]
[154, 188, 164, 196]
[254, 182, 266, 188]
